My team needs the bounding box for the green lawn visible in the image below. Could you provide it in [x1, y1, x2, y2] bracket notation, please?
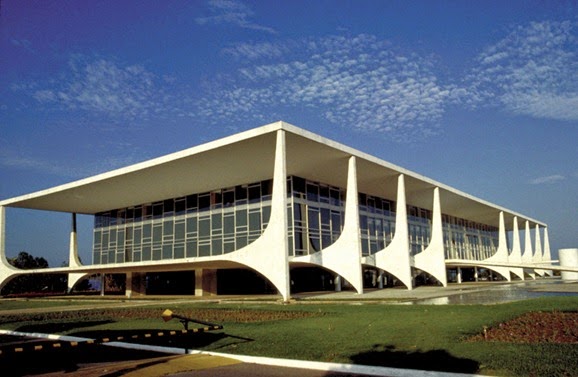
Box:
[1, 297, 577, 376]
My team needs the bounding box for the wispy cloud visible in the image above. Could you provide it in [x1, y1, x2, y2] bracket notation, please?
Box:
[0, 145, 145, 179]
[469, 20, 578, 121]
[197, 34, 459, 141]
[529, 175, 566, 185]
[222, 41, 291, 59]
[15, 55, 188, 123]
[10, 38, 35, 54]
[196, 0, 275, 34]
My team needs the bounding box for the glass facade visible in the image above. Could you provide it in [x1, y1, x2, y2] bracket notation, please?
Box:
[408, 206, 432, 256]
[287, 176, 346, 256]
[93, 180, 272, 264]
[92, 175, 499, 265]
[442, 214, 499, 260]
[359, 193, 396, 256]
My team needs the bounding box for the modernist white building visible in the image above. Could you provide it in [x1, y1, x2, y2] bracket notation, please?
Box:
[0, 122, 559, 301]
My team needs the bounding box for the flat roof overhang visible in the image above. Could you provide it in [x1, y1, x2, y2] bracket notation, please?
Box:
[0, 121, 545, 229]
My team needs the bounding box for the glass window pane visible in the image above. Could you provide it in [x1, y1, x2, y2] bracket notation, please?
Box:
[175, 222, 185, 240]
[133, 228, 142, 245]
[199, 194, 210, 211]
[236, 235, 247, 249]
[212, 239, 222, 255]
[186, 240, 197, 257]
[236, 209, 247, 227]
[143, 223, 152, 239]
[153, 225, 162, 243]
[249, 185, 261, 203]
[212, 213, 222, 231]
[186, 194, 198, 210]
[224, 215, 234, 235]
[262, 205, 271, 225]
[174, 244, 184, 259]
[175, 199, 186, 215]
[187, 216, 197, 233]
[249, 212, 261, 231]
[199, 243, 211, 257]
[199, 218, 210, 237]
[153, 247, 162, 260]
[224, 242, 235, 253]
[164, 220, 174, 236]
[142, 246, 152, 260]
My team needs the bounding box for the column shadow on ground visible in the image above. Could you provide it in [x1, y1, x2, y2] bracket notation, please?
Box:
[349, 344, 479, 374]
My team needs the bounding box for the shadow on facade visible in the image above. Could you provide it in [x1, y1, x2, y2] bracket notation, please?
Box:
[217, 269, 276, 295]
[146, 271, 195, 295]
[350, 344, 479, 374]
[290, 267, 348, 293]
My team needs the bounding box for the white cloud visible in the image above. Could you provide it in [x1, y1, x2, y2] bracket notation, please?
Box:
[469, 20, 578, 121]
[22, 55, 186, 122]
[529, 175, 566, 185]
[197, 35, 456, 141]
[196, 0, 275, 34]
[222, 41, 290, 60]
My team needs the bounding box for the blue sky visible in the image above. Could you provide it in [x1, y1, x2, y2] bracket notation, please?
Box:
[0, 0, 577, 267]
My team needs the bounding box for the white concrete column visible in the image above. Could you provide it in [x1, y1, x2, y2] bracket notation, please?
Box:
[291, 155, 364, 294]
[414, 187, 447, 286]
[483, 211, 511, 281]
[0, 206, 19, 293]
[67, 212, 86, 292]
[223, 129, 291, 301]
[457, 267, 462, 284]
[126, 272, 133, 298]
[100, 274, 106, 296]
[543, 227, 553, 277]
[69, 213, 82, 267]
[334, 275, 342, 292]
[522, 221, 536, 280]
[367, 174, 413, 290]
[534, 225, 544, 277]
[268, 129, 291, 299]
[195, 268, 217, 296]
[0, 206, 6, 266]
[340, 156, 363, 293]
[509, 216, 524, 280]
[534, 225, 543, 262]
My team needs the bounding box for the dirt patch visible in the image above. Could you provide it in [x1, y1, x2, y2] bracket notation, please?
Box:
[468, 311, 578, 344]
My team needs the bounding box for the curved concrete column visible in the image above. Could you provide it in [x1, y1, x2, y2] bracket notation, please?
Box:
[534, 225, 544, 277]
[292, 156, 364, 294]
[364, 174, 413, 290]
[69, 213, 82, 268]
[68, 273, 89, 292]
[67, 213, 85, 292]
[219, 129, 291, 301]
[413, 187, 447, 286]
[0, 206, 19, 291]
[509, 216, 524, 280]
[543, 227, 553, 277]
[482, 211, 511, 281]
[522, 220, 536, 280]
